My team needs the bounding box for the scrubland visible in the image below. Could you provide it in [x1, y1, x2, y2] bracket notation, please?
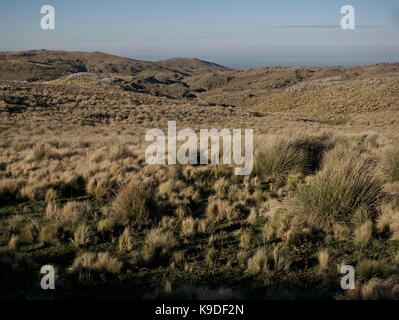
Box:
[1, 51, 399, 299]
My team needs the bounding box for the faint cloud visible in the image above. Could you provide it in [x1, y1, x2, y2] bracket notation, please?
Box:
[269, 25, 389, 29]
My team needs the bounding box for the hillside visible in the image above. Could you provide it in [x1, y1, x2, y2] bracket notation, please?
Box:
[0, 50, 228, 82]
[1, 50, 399, 300]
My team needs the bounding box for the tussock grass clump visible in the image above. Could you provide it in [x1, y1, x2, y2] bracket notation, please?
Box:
[45, 188, 57, 203]
[47, 201, 91, 225]
[381, 148, 399, 183]
[317, 249, 329, 272]
[86, 175, 110, 200]
[246, 208, 258, 225]
[353, 220, 373, 246]
[69, 252, 122, 274]
[357, 259, 382, 279]
[106, 144, 131, 161]
[239, 231, 251, 249]
[32, 144, 47, 162]
[358, 277, 399, 300]
[254, 139, 308, 187]
[0, 179, 21, 203]
[58, 171, 85, 196]
[290, 136, 334, 172]
[71, 224, 92, 247]
[118, 227, 133, 252]
[213, 178, 229, 199]
[8, 235, 19, 249]
[247, 247, 289, 275]
[97, 218, 115, 236]
[145, 228, 176, 250]
[133, 228, 176, 265]
[333, 223, 351, 241]
[205, 247, 218, 269]
[45, 201, 59, 220]
[39, 224, 59, 244]
[7, 215, 24, 233]
[112, 179, 155, 228]
[197, 219, 207, 233]
[62, 201, 91, 224]
[20, 222, 40, 244]
[376, 203, 399, 239]
[181, 216, 197, 237]
[262, 224, 275, 242]
[293, 147, 382, 231]
[205, 199, 236, 222]
[340, 277, 399, 300]
[172, 251, 184, 265]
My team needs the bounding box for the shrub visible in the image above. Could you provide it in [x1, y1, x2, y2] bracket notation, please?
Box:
[112, 179, 155, 228]
[293, 147, 382, 231]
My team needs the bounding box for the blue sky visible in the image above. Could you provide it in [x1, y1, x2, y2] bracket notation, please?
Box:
[0, 0, 398, 67]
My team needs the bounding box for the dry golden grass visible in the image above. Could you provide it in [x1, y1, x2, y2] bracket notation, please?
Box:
[1, 52, 399, 300]
[317, 249, 329, 272]
[69, 252, 122, 274]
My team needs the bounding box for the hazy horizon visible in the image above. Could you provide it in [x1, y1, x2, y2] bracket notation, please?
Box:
[1, 0, 398, 68]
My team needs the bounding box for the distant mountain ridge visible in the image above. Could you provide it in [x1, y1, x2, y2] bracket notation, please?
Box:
[0, 50, 229, 81]
[0, 49, 398, 103]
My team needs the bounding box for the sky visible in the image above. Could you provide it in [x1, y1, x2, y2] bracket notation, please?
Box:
[0, 0, 398, 67]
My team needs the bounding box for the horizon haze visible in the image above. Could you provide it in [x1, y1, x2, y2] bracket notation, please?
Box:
[0, 0, 398, 67]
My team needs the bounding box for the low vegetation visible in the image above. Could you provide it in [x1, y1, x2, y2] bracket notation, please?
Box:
[1, 51, 399, 300]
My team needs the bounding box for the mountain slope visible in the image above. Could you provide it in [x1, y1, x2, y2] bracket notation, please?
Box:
[0, 50, 228, 81]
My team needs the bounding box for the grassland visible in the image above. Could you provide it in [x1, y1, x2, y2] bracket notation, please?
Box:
[1, 50, 399, 300]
